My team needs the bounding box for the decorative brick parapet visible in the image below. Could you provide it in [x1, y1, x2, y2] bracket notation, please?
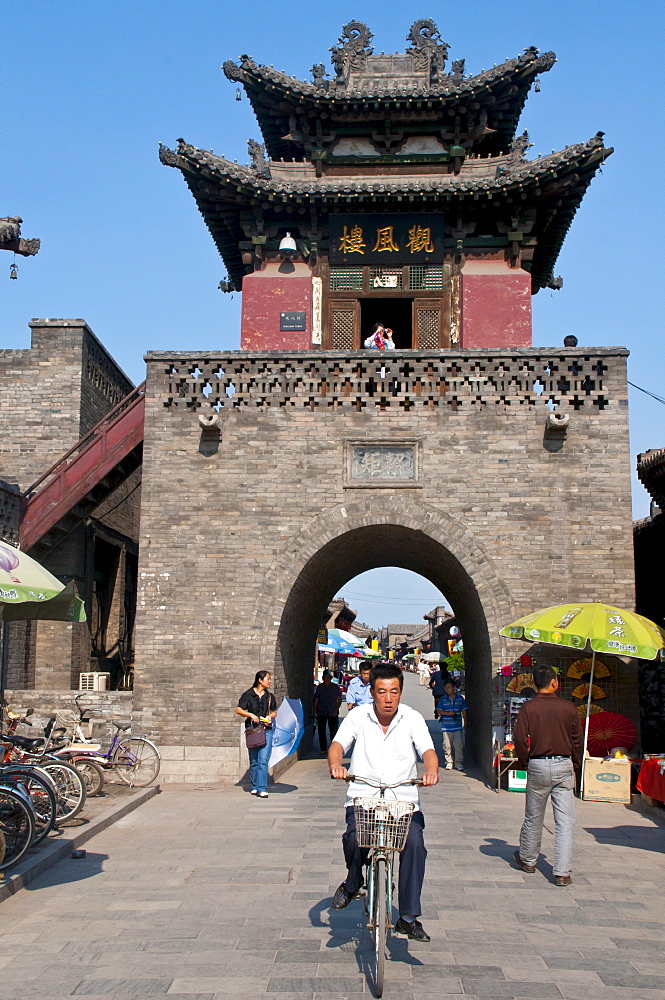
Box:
[148, 348, 627, 414]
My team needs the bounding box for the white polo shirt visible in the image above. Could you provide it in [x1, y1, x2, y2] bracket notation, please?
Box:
[333, 702, 435, 807]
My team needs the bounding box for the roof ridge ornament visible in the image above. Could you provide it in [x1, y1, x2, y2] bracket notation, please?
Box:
[247, 138, 271, 178]
[508, 130, 533, 166]
[406, 18, 450, 83]
[310, 63, 328, 89]
[330, 21, 374, 84]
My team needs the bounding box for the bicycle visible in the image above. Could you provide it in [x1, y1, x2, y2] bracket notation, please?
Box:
[52, 698, 160, 787]
[0, 764, 58, 846]
[340, 774, 423, 998]
[0, 780, 36, 871]
[2, 711, 87, 822]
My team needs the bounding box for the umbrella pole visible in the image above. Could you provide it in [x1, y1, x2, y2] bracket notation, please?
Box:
[580, 648, 596, 798]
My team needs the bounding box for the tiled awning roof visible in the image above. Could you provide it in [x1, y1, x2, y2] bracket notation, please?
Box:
[223, 48, 556, 160]
[160, 133, 611, 292]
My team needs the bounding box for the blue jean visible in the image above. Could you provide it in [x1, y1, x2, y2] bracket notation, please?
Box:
[342, 805, 427, 918]
[519, 758, 575, 877]
[248, 728, 273, 793]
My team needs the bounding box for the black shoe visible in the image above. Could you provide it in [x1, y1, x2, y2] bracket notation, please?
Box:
[394, 918, 430, 942]
[331, 882, 358, 910]
[513, 850, 536, 873]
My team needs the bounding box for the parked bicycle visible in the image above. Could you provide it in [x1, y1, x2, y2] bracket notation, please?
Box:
[341, 774, 424, 998]
[0, 778, 36, 871]
[2, 709, 87, 822]
[52, 696, 160, 788]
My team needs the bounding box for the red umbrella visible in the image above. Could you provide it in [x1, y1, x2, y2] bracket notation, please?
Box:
[586, 712, 636, 757]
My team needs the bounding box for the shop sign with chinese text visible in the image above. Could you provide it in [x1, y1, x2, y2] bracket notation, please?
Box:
[330, 213, 445, 266]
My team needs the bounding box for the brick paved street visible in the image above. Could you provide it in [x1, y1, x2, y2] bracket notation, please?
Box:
[1, 673, 664, 999]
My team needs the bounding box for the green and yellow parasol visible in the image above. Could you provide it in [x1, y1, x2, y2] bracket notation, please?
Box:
[500, 603, 665, 661]
[500, 602, 665, 791]
[0, 540, 86, 623]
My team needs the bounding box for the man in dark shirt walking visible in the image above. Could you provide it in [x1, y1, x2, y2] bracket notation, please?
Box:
[313, 670, 343, 754]
[513, 664, 583, 886]
[428, 665, 451, 718]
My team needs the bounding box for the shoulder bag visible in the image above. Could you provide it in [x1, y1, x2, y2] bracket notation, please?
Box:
[245, 723, 267, 749]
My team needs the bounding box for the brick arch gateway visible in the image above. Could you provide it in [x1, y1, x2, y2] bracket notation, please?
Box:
[262, 498, 515, 779]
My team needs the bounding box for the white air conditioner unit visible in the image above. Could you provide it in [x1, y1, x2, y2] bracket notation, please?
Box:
[79, 672, 110, 692]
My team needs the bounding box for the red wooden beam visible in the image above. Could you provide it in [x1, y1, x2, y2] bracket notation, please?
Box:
[20, 385, 145, 551]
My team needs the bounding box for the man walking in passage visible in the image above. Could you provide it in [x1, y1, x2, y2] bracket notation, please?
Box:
[328, 664, 439, 941]
[429, 664, 451, 717]
[437, 678, 467, 770]
[513, 663, 583, 885]
[345, 664, 373, 710]
[313, 669, 343, 754]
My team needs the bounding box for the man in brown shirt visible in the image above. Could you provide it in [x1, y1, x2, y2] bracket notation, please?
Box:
[512, 664, 583, 885]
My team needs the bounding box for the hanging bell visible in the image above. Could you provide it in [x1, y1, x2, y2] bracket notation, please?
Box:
[235, 88, 242, 101]
[9, 263, 18, 280]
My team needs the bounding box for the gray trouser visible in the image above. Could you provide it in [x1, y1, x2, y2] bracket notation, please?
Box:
[442, 729, 464, 767]
[519, 758, 575, 877]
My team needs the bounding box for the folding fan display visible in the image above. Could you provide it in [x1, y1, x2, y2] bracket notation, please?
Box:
[571, 682, 606, 701]
[576, 703, 604, 720]
[568, 657, 611, 680]
[506, 672, 534, 694]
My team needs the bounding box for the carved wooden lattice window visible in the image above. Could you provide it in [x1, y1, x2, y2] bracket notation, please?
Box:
[409, 266, 444, 290]
[330, 268, 364, 290]
[331, 307, 356, 349]
[415, 305, 440, 349]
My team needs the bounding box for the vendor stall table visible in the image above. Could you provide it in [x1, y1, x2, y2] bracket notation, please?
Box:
[637, 756, 665, 805]
[494, 754, 520, 793]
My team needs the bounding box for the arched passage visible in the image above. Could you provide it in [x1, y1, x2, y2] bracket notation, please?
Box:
[261, 499, 514, 779]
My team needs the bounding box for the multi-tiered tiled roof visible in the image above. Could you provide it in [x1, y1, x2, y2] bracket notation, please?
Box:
[160, 19, 611, 294]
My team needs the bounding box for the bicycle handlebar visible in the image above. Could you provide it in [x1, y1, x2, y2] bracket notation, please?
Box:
[331, 773, 424, 788]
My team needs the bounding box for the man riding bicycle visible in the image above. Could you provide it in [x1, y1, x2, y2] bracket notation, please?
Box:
[328, 663, 439, 942]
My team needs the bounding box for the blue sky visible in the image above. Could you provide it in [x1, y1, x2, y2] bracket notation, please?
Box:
[4, 1, 664, 626]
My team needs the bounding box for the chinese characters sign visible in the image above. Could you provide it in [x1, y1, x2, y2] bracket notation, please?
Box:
[351, 446, 416, 481]
[330, 214, 444, 266]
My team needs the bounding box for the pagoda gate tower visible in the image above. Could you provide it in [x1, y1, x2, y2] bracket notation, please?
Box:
[160, 18, 610, 352]
[141, 20, 635, 784]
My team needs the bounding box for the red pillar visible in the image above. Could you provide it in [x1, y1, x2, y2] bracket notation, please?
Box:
[460, 261, 532, 350]
[241, 264, 313, 350]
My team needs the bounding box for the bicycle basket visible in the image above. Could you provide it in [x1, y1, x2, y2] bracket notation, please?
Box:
[353, 798, 415, 852]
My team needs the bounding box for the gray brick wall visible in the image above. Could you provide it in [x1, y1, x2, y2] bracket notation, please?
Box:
[0, 319, 139, 691]
[0, 319, 133, 492]
[133, 348, 635, 779]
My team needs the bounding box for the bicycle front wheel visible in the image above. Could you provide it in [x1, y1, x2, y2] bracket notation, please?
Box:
[112, 737, 160, 787]
[39, 761, 86, 822]
[1, 767, 57, 846]
[71, 758, 105, 797]
[373, 857, 387, 998]
[0, 785, 35, 870]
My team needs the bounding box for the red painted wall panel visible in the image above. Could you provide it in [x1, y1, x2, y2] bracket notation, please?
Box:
[460, 270, 532, 350]
[241, 266, 312, 350]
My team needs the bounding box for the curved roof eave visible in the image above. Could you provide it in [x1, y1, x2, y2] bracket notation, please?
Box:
[222, 48, 555, 104]
[164, 135, 610, 203]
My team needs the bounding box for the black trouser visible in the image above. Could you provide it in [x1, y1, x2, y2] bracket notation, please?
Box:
[317, 714, 339, 751]
[341, 805, 427, 918]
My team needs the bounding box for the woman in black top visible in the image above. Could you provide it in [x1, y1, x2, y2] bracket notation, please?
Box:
[236, 670, 277, 798]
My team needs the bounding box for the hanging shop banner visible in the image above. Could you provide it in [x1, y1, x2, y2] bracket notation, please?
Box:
[330, 213, 445, 266]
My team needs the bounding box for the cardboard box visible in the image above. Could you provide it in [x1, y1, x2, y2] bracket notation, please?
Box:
[582, 756, 631, 803]
[508, 768, 527, 792]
